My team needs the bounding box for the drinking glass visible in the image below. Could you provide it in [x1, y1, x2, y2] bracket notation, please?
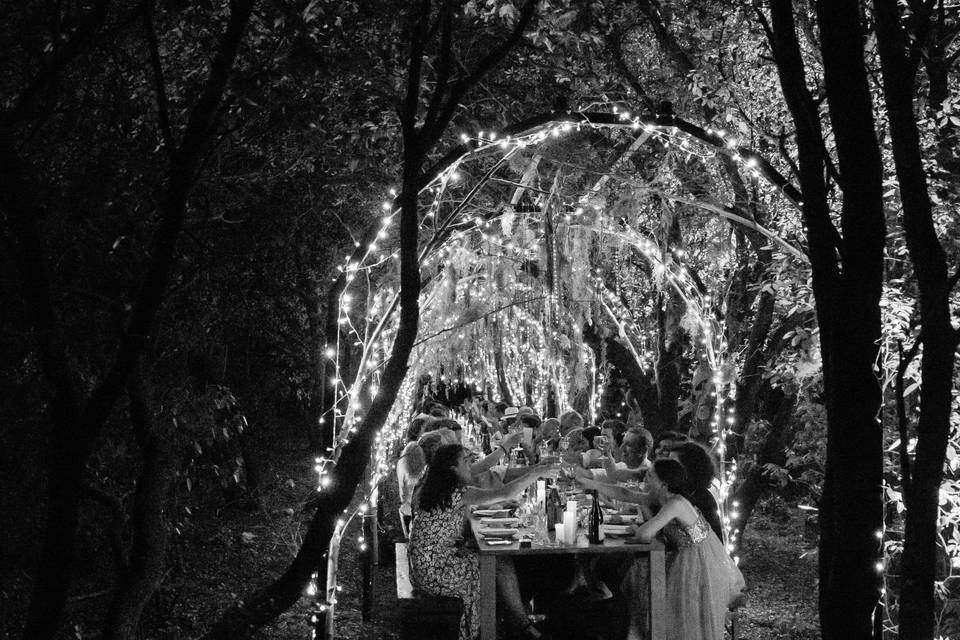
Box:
[520, 508, 536, 530]
[533, 511, 550, 545]
[559, 436, 570, 453]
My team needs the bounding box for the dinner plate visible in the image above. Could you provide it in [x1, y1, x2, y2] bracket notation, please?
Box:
[601, 524, 634, 536]
[483, 538, 514, 546]
[603, 514, 636, 525]
[479, 527, 520, 537]
[480, 517, 520, 525]
[474, 509, 511, 517]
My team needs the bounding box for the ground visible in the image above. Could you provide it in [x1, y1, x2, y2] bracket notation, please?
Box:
[7, 429, 818, 639]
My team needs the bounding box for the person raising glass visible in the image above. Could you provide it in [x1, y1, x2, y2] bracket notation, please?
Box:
[408, 444, 559, 640]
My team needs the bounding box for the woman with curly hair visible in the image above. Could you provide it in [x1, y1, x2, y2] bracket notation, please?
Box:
[629, 458, 745, 640]
[666, 442, 724, 542]
[408, 444, 558, 640]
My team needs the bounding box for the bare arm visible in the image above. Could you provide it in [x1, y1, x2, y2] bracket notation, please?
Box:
[463, 464, 558, 506]
[601, 456, 645, 484]
[578, 474, 649, 504]
[632, 497, 697, 542]
[471, 430, 521, 475]
[470, 448, 507, 475]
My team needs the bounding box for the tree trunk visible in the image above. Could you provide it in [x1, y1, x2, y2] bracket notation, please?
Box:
[730, 385, 796, 552]
[2, 5, 255, 636]
[873, 1, 960, 636]
[654, 299, 683, 432]
[814, 1, 887, 636]
[581, 323, 658, 428]
[103, 374, 177, 640]
[770, 2, 886, 636]
[202, 3, 540, 634]
[493, 320, 514, 405]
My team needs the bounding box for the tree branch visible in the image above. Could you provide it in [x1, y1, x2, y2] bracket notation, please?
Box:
[140, 0, 176, 153]
[768, 0, 840, 285]
[430, 0, 538, 145]
[603, 26, 656, 114]
[423, 0, 454, 133]
[82, 0, 256, 434]
[400, 0, 431, 144]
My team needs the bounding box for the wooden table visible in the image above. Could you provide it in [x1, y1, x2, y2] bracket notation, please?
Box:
[469, 515, 666, 640]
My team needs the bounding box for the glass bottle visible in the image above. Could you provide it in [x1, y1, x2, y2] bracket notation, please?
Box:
[546, 484, 561, 531]
[588, 490, 605, 544]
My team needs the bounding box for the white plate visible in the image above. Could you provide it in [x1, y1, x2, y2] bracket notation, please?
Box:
[601, 524, 634, 535]
[480, 517, 520, 525]
[474, 509, 510, 517]
[480, 527, 520, 537]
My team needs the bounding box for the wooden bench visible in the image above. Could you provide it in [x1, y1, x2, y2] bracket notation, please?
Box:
[395, 542, 463, 640]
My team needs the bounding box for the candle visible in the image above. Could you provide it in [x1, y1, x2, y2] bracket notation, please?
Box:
[566, 500, 577, 514]
[562, 511, 577, 545]
[537, 480, 546, 508]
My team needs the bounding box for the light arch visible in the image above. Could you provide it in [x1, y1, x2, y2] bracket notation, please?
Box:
[312, 107, 811, 616]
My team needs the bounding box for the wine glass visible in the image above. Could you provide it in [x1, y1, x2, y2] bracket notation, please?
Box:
[519, 498, 537, 529]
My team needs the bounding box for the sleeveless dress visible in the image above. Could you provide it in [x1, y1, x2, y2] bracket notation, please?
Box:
[660, 505, 746, 640]
[408, 489, 481, 640]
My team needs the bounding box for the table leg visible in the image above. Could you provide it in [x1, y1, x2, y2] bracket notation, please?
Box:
[648, 548, 666, 640]
[480, 555, 497, 640]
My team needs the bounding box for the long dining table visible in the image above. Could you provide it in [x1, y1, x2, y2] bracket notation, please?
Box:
[468, 512, 666, 640]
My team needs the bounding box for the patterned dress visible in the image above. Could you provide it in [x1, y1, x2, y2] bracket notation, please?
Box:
[660, 504, 746, 640]
[408, 489, 481, 640]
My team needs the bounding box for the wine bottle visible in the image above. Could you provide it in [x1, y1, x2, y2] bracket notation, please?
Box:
[480, 426, 492, 455]
[546, 485, 561, 531]
[588, 489, 604, 544]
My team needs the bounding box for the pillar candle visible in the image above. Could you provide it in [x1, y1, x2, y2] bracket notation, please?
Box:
[562, 511, 577, 545]
[566, 500, 577, 514]
[536, 480, 546, 509]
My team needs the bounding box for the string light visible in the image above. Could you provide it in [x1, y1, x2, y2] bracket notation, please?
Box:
[313, 107, 809, 621]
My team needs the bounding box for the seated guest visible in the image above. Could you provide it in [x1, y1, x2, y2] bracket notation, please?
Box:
[537, 417, 561, 454]
[408, 444, 558, 640]
[490, 405, 518, 450]
[600, 419, 628, 460]
[417, 429, 460, 472]
[431, 417, 465, 444]
[667, 442, 724, 541]
[397, 422, 428, 537]
[559, 409, 584, 436]
[514, 412, 541, 461]
[582, 425, 601, 449]
[559, 426, 588, 460]
[592, 426, 653, 483]
[480, 400, 505, 444]
[628, 459, 745, 640]
[429, 402, 451, 418]
[653, 430, 690, 459]
[501, 406, 520, 429]
[420, 424, 523, 489]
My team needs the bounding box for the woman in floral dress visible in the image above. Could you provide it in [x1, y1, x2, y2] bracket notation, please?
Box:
[408, 444, 558, 640]
[631, 458, 746, 640]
